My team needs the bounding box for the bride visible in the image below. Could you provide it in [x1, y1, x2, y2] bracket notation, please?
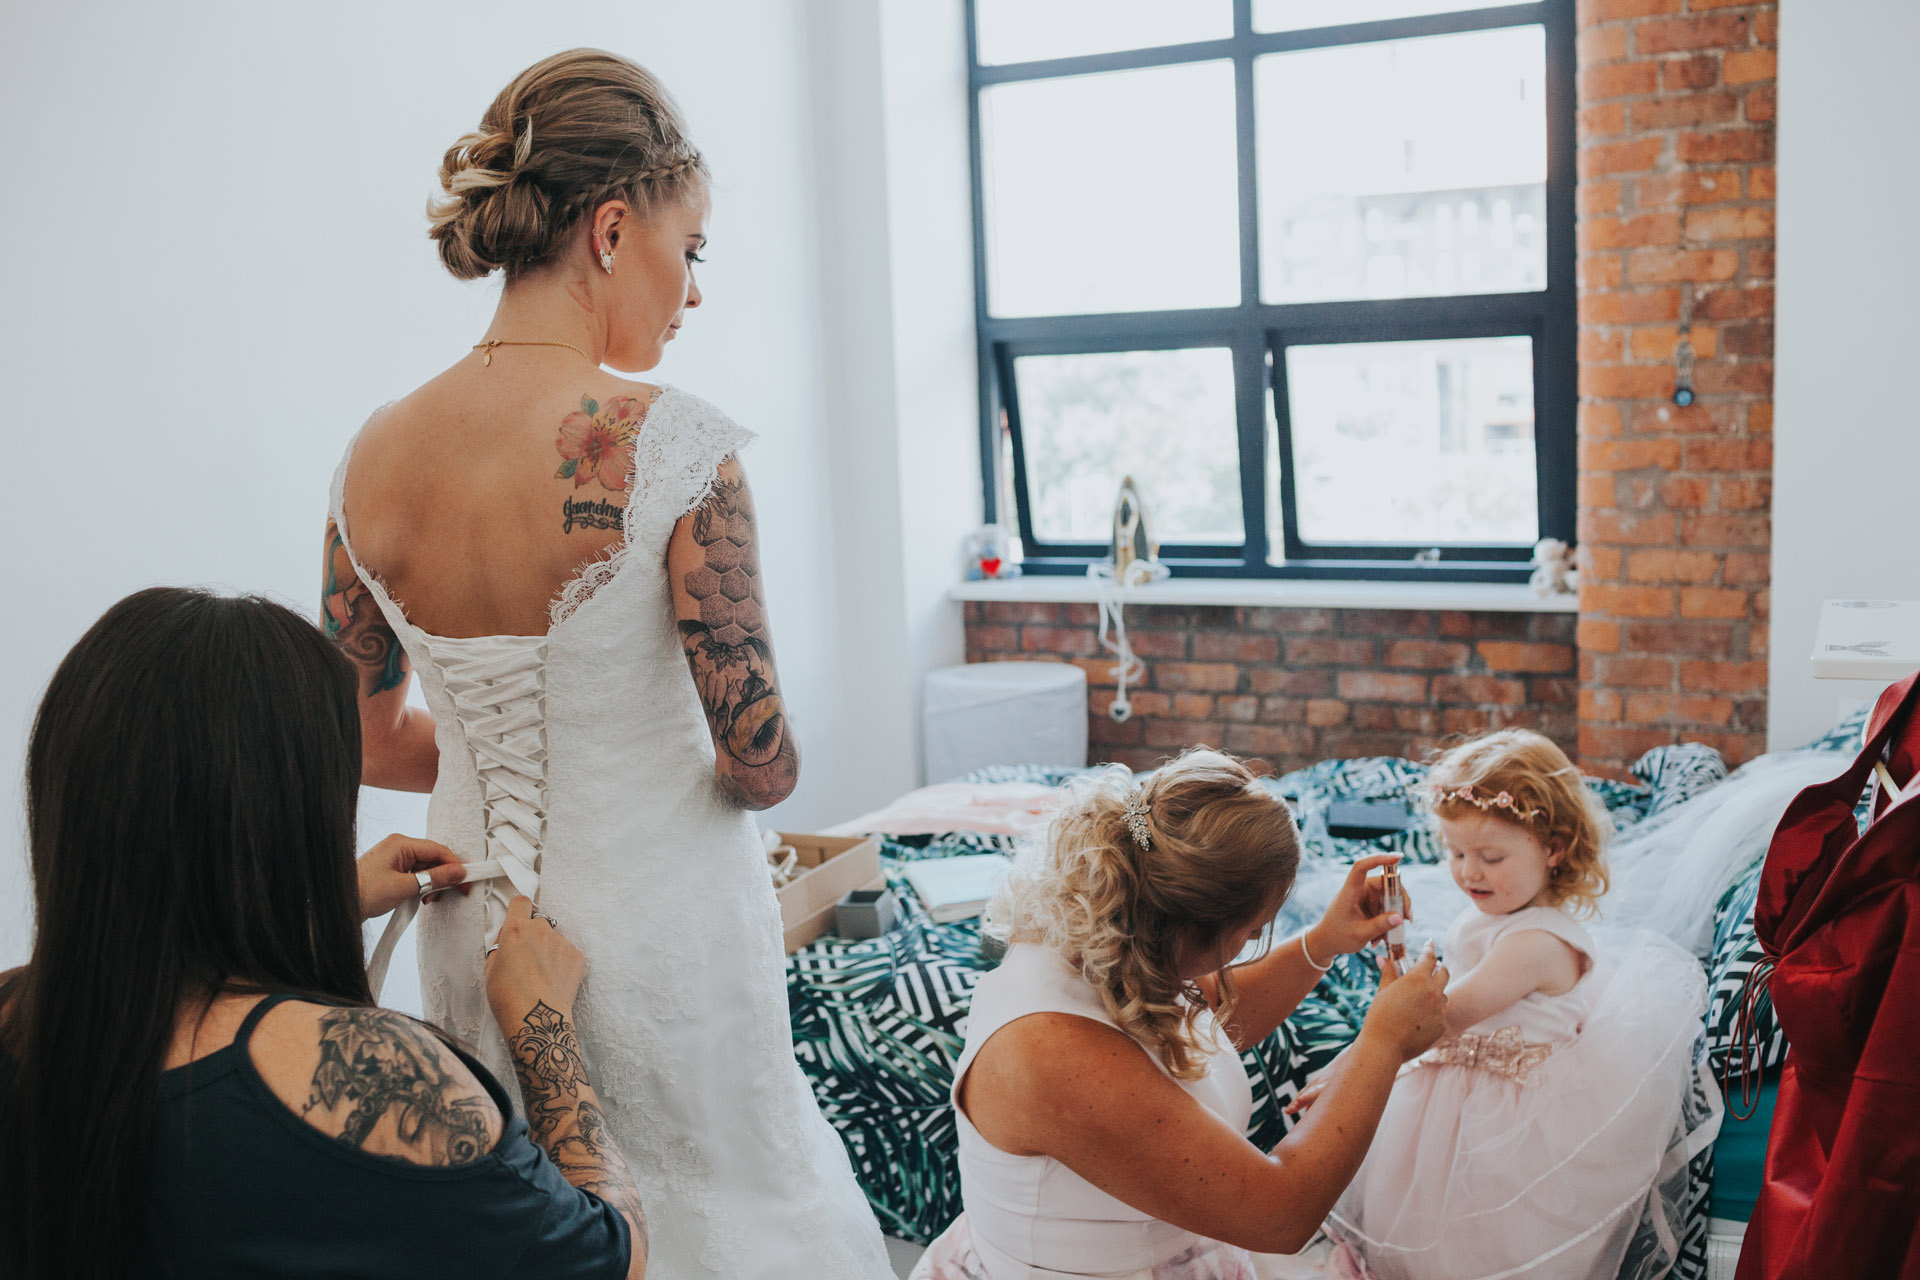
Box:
[320, 49, 890, 1278]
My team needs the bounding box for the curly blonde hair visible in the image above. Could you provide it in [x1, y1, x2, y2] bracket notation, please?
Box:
[427, 48, 708, 281]
[986, 749, 1300, 1080]
[1425, 729, 1611, 916]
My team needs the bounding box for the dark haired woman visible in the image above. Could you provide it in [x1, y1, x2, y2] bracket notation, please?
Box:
[0, 587, 646, 1279]
[321, 48, 889, 1276]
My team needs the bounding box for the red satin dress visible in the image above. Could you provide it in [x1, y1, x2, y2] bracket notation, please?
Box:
[1738, 672, 1920, 1279]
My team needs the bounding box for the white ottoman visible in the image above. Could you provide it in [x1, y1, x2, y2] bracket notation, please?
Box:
[923, 662, 1089, 784]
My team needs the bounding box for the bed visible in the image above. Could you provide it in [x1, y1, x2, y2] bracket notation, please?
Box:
[787, 719, 1856, 1278]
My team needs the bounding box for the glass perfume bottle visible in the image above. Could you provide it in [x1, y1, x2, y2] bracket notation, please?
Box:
[1381, 865, 1408, 968]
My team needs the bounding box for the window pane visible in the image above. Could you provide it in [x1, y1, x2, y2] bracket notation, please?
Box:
[1254, 0, 1525, 32]
[1018, 349, 1243, 544]
[1283, 336, 1536, 546]
[1255, 26, 1547, 304]
[976, 0, 1231, 65]
[983, 63, 1239, 317]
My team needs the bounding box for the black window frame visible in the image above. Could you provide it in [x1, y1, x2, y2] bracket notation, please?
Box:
[967, 0, 1577, 582]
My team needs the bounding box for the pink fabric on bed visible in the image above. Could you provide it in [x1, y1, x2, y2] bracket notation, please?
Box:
[824, 782, 1065, 838]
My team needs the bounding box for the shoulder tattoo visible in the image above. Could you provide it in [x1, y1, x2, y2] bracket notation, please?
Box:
[554, 395, 646, 535]
[304, 1008, 494, 1165]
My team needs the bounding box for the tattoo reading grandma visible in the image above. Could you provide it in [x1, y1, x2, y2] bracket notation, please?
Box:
[563, 496, 625, 535]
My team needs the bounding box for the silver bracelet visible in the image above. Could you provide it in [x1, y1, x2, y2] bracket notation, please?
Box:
[1299, 931, 1334, 973]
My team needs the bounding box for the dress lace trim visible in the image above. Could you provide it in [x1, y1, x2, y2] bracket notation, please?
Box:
[548, 384, 756, 629]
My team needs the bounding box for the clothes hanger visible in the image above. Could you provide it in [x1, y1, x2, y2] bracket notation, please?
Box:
[1862, 698, 1915, 809]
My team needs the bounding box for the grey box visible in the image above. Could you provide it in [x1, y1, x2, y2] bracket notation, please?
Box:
[835, 887, 900, 940]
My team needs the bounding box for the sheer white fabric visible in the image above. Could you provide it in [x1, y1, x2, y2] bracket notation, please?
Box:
[329, 385, 891, 1279]
[1599, 751, 1839, 956]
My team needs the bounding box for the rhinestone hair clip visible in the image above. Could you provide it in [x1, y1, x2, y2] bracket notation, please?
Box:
[1121, 789, 1154, 851]
[1426, 782, 1540, 822]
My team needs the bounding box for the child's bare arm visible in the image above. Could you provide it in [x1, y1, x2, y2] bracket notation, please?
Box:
[1440, 930, 1584, 1034]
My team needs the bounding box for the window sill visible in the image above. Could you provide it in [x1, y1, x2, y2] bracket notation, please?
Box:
[949, 575, 1578, 614]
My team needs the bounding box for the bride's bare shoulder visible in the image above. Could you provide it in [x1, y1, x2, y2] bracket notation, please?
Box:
[358, 368, 662, 447]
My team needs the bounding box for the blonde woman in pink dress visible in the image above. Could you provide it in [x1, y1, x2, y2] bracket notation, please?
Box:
[1297, 730, 1720, 1280]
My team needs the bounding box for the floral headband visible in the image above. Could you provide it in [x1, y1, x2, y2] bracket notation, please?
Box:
[1426, 782, 1539, 822]
[1121, 788, 1154, 851]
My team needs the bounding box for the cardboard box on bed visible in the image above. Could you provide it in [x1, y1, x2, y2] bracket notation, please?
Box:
[775, 831, 884, 953]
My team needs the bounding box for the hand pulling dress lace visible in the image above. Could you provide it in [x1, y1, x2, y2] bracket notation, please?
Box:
[330, 385, 891, 1279]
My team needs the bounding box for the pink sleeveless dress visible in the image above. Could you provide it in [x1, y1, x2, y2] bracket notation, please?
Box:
[915, 941, 1258, 1280]
[1325, 905, 1717, 1280]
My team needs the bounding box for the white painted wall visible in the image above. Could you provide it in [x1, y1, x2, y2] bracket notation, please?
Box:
[879, 1, 988, 771]
[1769, 0, 1920, 748]
[808, 0, 982, 806]
[0, 1, 976, 984]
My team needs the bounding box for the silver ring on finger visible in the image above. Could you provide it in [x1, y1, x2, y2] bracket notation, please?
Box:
[415, 870, 435, 900]
[484, 941, 500, 959]
[531, 909, 559, 931]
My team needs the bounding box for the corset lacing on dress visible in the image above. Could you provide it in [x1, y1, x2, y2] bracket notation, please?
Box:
[432, 635, 551, 942]
[364, 635, 550, 996]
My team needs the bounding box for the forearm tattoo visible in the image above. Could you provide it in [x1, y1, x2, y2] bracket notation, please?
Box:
[678, 474, 798, 807]
[304, 1009, 492, 1165]
[507, 1002, 649, 1263]
[321, 519, 407, 696]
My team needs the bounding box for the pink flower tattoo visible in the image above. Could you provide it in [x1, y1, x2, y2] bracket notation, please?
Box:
[555, 395, 646, 492]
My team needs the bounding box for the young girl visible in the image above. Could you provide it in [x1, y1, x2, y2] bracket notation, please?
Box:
[1304, 729, 1719, 1280]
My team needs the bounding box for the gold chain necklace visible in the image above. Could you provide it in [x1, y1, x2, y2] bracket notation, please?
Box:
[471, 338, 596, 367]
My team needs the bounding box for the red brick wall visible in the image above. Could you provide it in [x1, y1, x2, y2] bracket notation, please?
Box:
[963, 602, 1577, 776]
[1575, 0, 1776, 771]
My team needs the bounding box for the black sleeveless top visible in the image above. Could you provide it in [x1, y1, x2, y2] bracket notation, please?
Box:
[0, 992, 629, 1279]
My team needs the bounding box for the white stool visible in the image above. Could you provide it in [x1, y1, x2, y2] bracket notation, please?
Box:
[923, 663, 1088, 784]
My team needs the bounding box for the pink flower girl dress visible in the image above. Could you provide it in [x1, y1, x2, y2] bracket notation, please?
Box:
[1325, 905, 1718, 1280]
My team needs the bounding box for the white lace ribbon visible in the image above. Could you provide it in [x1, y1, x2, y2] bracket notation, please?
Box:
[366, 857, 515, 997]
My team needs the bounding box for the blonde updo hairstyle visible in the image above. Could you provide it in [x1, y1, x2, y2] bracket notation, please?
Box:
[987, 749, 1300, 1081]
[1426, 729, 1611, 917]
[427, 48, 708, 281]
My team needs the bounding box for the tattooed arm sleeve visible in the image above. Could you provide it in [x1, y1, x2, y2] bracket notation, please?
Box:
[321, 520, 439, 792]
[667, 458, 801, 810]
[506, 1001, 650, 1278]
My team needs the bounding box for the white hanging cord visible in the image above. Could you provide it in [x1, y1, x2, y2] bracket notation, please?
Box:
[1089, 558, 1169, 721]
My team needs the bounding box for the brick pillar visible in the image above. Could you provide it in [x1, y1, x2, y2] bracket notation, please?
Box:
[1575, 0, 1777, 772]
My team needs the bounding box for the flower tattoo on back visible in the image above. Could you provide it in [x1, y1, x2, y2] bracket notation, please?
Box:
[555, 394, 646, 492]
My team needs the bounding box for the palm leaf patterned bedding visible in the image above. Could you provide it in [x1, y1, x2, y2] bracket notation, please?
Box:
[788, 717, 1866, 1273]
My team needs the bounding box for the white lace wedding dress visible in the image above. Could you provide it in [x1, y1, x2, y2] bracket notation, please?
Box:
[328, 384, 892, 1279]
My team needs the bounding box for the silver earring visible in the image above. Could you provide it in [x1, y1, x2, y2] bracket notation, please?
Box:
[599, 248, 615, 275]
